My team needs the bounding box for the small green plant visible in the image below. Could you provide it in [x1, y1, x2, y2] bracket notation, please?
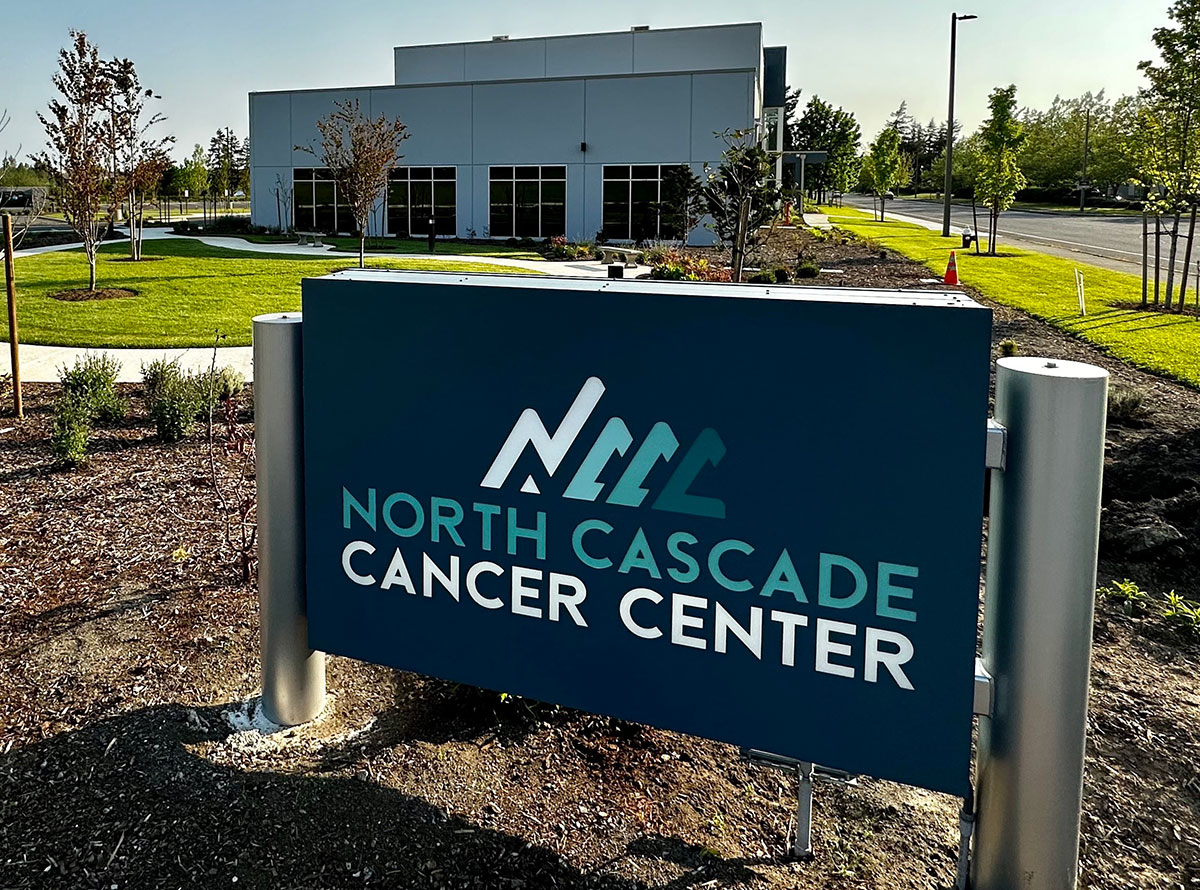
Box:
[51, 393, 91, 464]
[148, 371, 203, 442]
[1161, 591, 1200, 631]
[58, 352, 125, 424]
[141, 356, 182, 399]
[999, 338, 1019, 357]
[193, 365, 246, 415]
[1098, 578, 1148, 615]
[1107, 384, 1150, 425]
[795, 260, 820, 279]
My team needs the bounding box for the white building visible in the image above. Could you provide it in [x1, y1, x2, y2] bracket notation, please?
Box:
[248, 23, 787, 244]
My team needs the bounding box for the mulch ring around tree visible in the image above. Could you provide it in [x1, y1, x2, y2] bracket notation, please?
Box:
[48, 287, 138, 302]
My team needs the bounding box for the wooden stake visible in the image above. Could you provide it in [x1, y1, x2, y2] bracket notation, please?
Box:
[2, 214, 22, 419]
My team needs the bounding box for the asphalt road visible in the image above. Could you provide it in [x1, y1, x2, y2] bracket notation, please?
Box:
[841, 194, 1179, 277]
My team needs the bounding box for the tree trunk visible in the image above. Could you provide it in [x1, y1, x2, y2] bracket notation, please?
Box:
[1142, 211, 1149, 308]
[1155, 215, 1162, 306]
[359, 236, 366, 269]
[879, 193, 886, 222]
[1180, 206, 1197, 313]
[88, 252, 96, 291]
[732, 197, 750, 282]
[1166, 212, 1181, 309]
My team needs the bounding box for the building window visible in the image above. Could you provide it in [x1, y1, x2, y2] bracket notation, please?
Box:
[602, 164, 686, 242]
[293, 168, 355, 233]
[489, 166, 566, 239]
[387, 166, 456, 237]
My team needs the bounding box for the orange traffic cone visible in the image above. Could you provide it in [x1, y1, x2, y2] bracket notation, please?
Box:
[944, 250, 959, 286]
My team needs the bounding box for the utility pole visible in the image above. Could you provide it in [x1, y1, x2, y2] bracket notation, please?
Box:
[942, 13, 977, 237]
[1078, 108, 1092, 212]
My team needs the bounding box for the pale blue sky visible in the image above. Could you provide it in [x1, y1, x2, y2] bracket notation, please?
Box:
[0, 0, 1170, 163]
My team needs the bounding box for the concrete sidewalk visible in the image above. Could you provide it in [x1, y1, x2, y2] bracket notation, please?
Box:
[2, 343, 252, 384]
[2, 229, 624, 382]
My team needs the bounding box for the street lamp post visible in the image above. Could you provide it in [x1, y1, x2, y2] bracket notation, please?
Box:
[942, 12, 977, 237]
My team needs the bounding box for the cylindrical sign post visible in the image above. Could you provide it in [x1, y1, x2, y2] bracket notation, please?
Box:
[973, 357, 1108, 890]
[254, 312, 325, 725]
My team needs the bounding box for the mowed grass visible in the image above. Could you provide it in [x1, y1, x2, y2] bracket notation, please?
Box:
[821, 205, 1200, 388]
[3, 238, 540, 348]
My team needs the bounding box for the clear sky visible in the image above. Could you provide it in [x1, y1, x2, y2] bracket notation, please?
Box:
[0, 0, 1171, 163]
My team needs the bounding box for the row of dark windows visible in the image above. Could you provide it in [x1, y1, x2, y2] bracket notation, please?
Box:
[293, 164, 687, 240]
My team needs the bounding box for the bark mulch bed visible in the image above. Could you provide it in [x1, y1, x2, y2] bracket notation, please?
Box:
[1, 238, 1198, 888]
[48, 287, 139, 302]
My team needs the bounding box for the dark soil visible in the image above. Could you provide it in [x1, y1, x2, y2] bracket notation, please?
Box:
[1, 235, 1198, 888]
[688, 226, 949, 289]
[49, 287, 138, 302]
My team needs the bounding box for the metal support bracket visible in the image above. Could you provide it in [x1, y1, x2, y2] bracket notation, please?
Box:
[740, 749, 859, 860]
[974, 657, 993, 717]
[985, 418, 1007, 470]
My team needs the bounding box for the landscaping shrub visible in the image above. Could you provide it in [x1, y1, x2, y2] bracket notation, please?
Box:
[172, 215, 267, 237]
[140, 356, 180, 399]
[746, 267, 793, 284]
[999, 338, 1020, 357]
[795, 260, 820, 279]
[648, 249, 733, 283]
[642, 242, 680, 267]
[148, 372, 203, 442]
[51, 393, 91, 464]
[58, 352, 125, 424]
[1108, 384, 1150, 425]
[193, 366, 246, 416]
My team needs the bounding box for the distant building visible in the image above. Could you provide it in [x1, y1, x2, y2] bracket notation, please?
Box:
[248, 23, 787, 244]
[0, 186, 48, 212]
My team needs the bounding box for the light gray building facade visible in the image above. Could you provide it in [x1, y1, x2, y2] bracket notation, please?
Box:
[249, 23, 787, 244]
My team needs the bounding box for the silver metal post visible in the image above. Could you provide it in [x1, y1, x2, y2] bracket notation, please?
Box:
[793, 761, 814, 859]
[973, 357, 1108, 890]
[254, 312, 325, 725]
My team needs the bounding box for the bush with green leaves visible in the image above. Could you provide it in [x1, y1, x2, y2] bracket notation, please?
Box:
[58, 352, 125, 424]
[141, 356, 181, 399]
[148, 372, 203, 442]
[999, 338, 1019, 357]
[795, 260, 820, 279]
[51, 393, 91, 464]
[193, 366, 246, 416]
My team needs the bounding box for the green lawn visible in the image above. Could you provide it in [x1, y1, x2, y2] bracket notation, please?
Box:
[821, 205, 1200, 387]
[237, 233, 544, 260]
[3, 238, 540, 349]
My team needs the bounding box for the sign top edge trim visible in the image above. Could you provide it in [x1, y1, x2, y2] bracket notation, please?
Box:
[304, 269, 987, 310]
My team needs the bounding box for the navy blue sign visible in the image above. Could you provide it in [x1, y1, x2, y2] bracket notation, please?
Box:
[302, 271, 992, 796]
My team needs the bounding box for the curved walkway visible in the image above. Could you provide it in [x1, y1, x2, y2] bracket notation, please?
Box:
[3, 230, 620, 383]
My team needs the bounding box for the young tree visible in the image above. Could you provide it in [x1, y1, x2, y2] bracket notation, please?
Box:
[271, 172, 294, 233]
[100, 56, 173, 260]
[35, 32, 110, 291]
[208, 127, 246, 209]
[178, 143, 208, 209]
[702, 129, 785, 281]
[976, 85, 1027, 256]
[1137, 0, 1200, 308]
[656, 164, 705, 245]
[861, 127, 902, 220]
[790, 97, 861, 203]
[298, 99, 409, 267]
